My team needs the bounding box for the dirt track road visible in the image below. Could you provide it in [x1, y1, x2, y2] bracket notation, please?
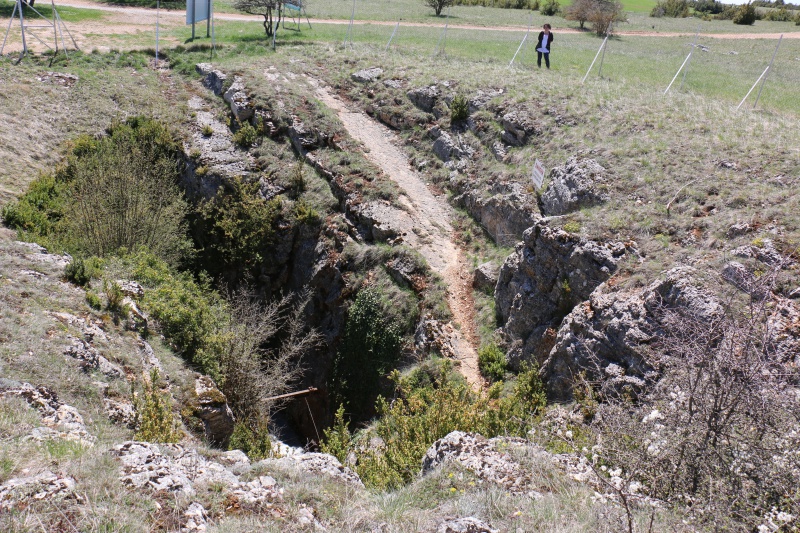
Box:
[4, 0, 799, 52]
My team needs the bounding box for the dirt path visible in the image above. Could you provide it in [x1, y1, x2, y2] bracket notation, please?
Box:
[310, 81, 483, 389]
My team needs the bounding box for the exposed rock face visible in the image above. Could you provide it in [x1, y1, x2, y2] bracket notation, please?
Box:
[540, 157, 609, 216]
[721, 261, 769, 299]
[495, 221, 626, 368]
[14, 241, 72, 269]
[500, 109, 540, 147]
[113, 441, 242, 495]
[767, 297, 800, 363]
[184, 95, 251, 200]
[452, 181, 538, 247]
[139, 340, 164, 374]
[182, 502, 209, 533]
[289, 116, 332, 153]
[104, 397, 136, 428]
[732, 238, 796, 269]
[542, 267, 723, 401]
[726, 222, 752, 238]
[223, 78, 253, 122]
[407, 85, 440, 113]
[271, 452, 364, 487]
[0, 471, 80, 511]
[437, 517, 499, 533]
[421, 431, 543, 497]
[351, 67, 383, 83]
[415, 317, 460, 359]
[65, 336, 125, 379]
[116, 280, 145, 298]
[473, 262, 500, 293]
[429, 126, 473, 163]
[190, 376, 235, 448]
[196, 63, 227, 96]
[0, 381, 95, 445]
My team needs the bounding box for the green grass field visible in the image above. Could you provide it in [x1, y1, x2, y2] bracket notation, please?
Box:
[0, 0, 105, 21]
[157, 15, 799, 113]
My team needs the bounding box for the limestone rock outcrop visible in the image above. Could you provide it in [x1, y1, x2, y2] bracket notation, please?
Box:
[500, 109, 540, 147]
[540, 157, 609, 216]
[429, 126, 473, 163]
[495, 221, 626, 368]
[542, 267, 723, 401]
[0, 471, 80, 511]
[407, 85, 440, 113]
[189, 376, 235, 448]
[421, 431, 543, 497]
[452, 181, 538, 247]
[0, 380, 95, 446]
[352, 67, 383, 83]
[437, 517, 499, 533]
[65, 336, 125, 379]
[473, 262, 500, 293]
[271, 452, 363, 487]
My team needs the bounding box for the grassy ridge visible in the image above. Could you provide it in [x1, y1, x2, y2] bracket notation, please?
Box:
[182, 19, 800, 113]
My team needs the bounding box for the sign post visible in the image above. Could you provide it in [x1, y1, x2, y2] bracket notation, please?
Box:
[187, 0, 211, 42]
[532, 159, 545, 191]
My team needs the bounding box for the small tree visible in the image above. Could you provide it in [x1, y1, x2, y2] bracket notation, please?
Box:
[588, 0, 626, 35]
[330, 287, 402, 412]
[589, 280, 800, 530]
[733, 1, 757, 23]
[565, 0, 594, 28]
[425, 0, 453, 16]
[650, 0, 690, 17]
[540, 0, 561, 16]
[63, 118, 190, 264]
[216, 287, 319, 425]
[234, 0, 289, 36]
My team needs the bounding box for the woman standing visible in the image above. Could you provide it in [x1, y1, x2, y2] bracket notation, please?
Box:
[536, 23, 553, 69]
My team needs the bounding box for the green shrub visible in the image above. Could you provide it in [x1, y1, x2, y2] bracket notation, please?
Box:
[763, 6, 792, 20]
[320, 405, 352, 465]
[125, 250, 226, 380]
[330, 361, 546, 489]
[229, 419, 272, 460]
[133, 370, 182, 443]
[201, 124, 213, 136]
[104, 280, 126, 314]
[85, 291, 102, 310]
[191, 177, 281, 282]
[64, 258, 92, 286]
[563, 220, 581, 233]
[233, 122, 258, 147]
[330, 287, 402, 412]
[692, 0, 725, 14]
[1, 174, 68, 244]
[651, 0, 689, 17]
[293, 198, 321, 226]
[733, 2, 757, 24]
[450, 94, 469, 123]
[540, 0, 560, 15]
[478, 343, 507, 382]
[65, 117, 190, 262]
[5, 117, 190, 264]
[289, 160, 306, 197]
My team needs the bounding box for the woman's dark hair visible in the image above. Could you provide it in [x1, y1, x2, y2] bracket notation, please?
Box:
[544, 23, 551, 29]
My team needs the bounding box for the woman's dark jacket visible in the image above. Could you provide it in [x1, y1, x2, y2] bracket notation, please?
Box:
[536, 31, 553, 52]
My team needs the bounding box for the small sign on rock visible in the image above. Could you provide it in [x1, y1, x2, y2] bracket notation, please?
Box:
[532, 159, 546, 190]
